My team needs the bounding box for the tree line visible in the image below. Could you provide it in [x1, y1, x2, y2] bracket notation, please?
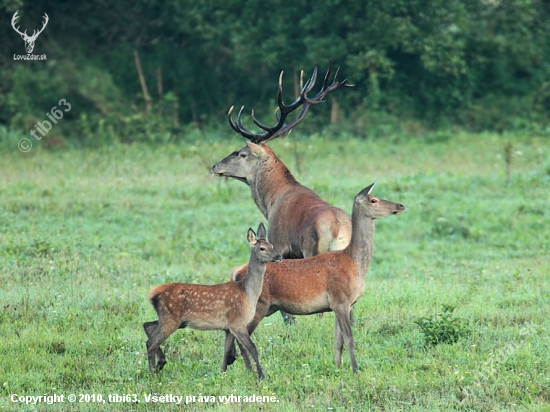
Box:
[1, 0, 549, 146]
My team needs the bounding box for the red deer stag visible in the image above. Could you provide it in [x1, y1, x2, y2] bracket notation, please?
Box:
[211, 61, 353, 260]
[143, 223, 282, 380]
[223, 183, 405, 373]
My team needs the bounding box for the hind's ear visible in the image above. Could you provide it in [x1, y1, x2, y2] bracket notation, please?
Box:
[366, 182, 376, 194]
[257, 222, 267, 240]
[356, 182, 376, 200]
[247, 228, 257, 245]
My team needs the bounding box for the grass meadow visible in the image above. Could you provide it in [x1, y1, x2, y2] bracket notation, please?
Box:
[0, 132, 549, 411]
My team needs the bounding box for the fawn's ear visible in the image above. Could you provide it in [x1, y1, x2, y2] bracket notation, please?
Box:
[257, 222, 267, 240]
[247, 228, 257, 245]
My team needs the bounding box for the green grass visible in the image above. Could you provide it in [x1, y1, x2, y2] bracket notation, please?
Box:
[0, 132, 549, 411]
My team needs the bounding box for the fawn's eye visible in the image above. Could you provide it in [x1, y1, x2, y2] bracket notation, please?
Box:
[371, 198, 378, 204]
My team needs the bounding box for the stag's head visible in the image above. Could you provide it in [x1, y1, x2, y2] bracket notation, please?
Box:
[211, 142, 274, 185]
[211, 61, 353, 184]
[12, 11, 49, 54]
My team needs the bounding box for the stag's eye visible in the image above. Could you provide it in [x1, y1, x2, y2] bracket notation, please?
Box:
[260, 246, 266, 251]
[371, 199, 378, 204]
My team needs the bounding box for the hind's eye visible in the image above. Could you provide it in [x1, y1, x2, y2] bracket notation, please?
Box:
[371, 199, 377, 204]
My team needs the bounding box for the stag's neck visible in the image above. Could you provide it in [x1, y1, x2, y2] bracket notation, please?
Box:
[346, 210, 375, 276]
[249, 157, 299, 219]
[240, 253, 267, 302]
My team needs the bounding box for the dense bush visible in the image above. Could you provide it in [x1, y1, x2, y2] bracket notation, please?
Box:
[1, 0, 549, 147]
[415, 305, 471, 346]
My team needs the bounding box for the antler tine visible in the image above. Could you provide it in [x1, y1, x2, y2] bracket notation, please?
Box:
[276, 68, 315, 112]
[321, 59, 334, 90]
[276, 71, 285, 113]
[251, 109, 276, 133]
[236, 106, 247, 131]
[256, 67, 316, 144]
[276, 66, 317, 117]
[280, 68, 316, 108]
[228, 105, 260, 142]
[305, 64, 353, 105]
[227, 105, 239, 133]
[236, 106, 263, 142]
[298, 66, 318, 102]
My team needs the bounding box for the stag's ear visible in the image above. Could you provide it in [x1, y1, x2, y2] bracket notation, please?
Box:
[256, 222, 267, 240]
[247, 228, 257, 246]
[246, 141, 268, 157]
[356, 182, 376, 201]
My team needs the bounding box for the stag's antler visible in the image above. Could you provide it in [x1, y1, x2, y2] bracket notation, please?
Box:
[11, 10, 49, 41]
[228, 60, 354, 144]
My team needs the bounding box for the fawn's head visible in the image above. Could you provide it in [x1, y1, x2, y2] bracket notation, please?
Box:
[354, 182, 405, 219]
[248, 222, 282, 264]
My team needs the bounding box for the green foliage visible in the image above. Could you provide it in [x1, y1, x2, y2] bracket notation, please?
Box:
[415, 305, 471, 346]
[1, 0, 550, 147]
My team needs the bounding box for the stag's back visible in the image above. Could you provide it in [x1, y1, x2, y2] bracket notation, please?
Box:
[266, 183, 352, 258]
